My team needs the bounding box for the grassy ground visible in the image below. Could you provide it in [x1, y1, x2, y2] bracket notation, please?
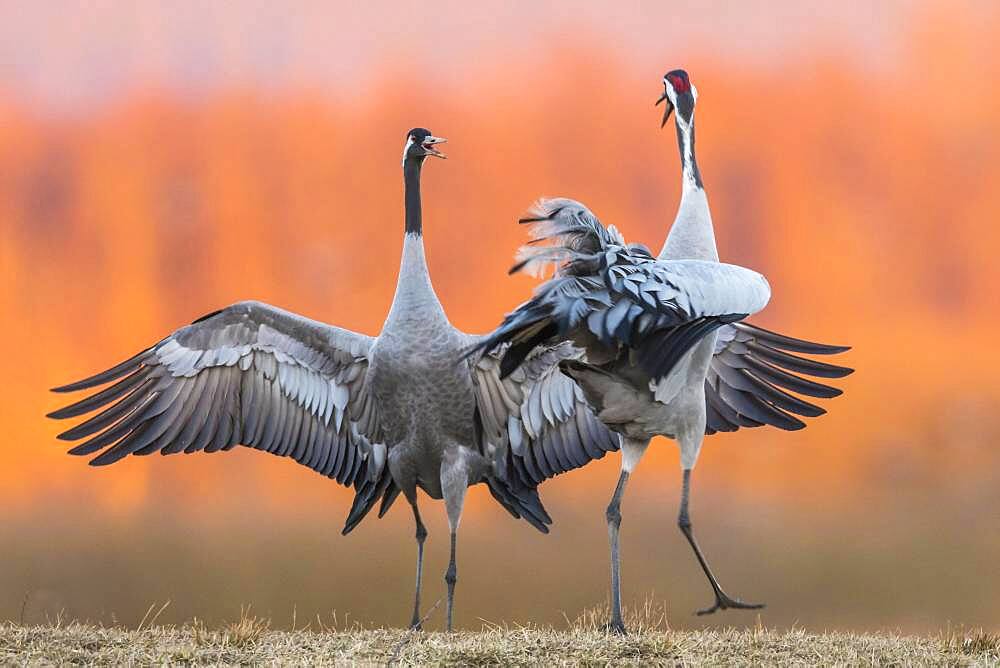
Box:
[2, 607, 998, 666]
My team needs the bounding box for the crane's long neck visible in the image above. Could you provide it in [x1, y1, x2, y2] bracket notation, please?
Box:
[386, 158, 449, 328]
[404, 158, 423, 235]
[659, 109, 719, 262]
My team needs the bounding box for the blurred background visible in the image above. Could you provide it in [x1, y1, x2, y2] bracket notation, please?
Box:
[2, 0, 999, 633]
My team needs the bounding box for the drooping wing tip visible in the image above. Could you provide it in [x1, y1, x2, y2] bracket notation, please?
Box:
[48, 350, 149, 394]
[46, 400, 100, 420]
[824, 363, 855, 378]
[737, 323, 854, 356]
[521, 508, 552, 534]
[67, 441, 98, 456]
[798, 341, 852, 355]
[341, 513, 363, 535]
[45, 404, 81, 420]
[50, 377, 107, 394]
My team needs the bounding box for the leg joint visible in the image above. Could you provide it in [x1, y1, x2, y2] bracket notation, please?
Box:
[415, 523, 428, 542]
[444, 565, 457, 586]
[605, 503, 622, 526]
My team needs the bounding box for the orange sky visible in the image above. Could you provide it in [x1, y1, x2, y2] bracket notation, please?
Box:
[0, 2, 932, 111]
[2, 1, 1000, 521]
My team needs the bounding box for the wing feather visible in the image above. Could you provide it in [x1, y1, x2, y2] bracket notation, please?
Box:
[469, 339, 621, 501]
[705, 322, 852, 435]
[48, 301, 384, 529]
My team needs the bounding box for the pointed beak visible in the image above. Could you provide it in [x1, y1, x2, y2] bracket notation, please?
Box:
[422, 136, 447, 159]
[655, 90, 674, 128]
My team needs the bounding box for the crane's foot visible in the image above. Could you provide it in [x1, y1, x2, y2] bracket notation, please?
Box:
[602, 619, 628, 635]
[696, 592, 765, 616]
[408, 611, 424, 631]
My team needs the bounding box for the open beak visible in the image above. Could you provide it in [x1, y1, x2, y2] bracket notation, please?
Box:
[422, 136, 447, 159]
[655, 90, 674, 128]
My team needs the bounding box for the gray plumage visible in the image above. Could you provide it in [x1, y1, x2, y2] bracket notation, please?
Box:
[49, 304, 377, 488]
[704, 323, 850, 434]
[475, 199, 772, 386]
[48, 128, 619, 632]
[477, 70, 853, 632]
[472, 341, 620, 488]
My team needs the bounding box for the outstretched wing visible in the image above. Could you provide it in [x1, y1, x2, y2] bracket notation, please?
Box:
[704, 322, 853, 434]
[48, 300, 389, 530]
[473, 198, 772, 384]
[468, 340, 622, 530]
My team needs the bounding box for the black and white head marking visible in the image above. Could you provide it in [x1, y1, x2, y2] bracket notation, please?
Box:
[657, 69, 702, 189]
[658, 69, 698, 128]
[402, 127, 447, 165]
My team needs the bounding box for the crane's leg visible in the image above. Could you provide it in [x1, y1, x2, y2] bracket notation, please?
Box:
[678, 468, 764, 615]
[606, 471, 631, 634]
[441, 451, 470, 632]
[444, 526, 460, 632]
[408, 500, 428, 630]
[605, 438, 649, 635]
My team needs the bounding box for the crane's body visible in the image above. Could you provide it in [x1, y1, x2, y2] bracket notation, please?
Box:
[48, 128, 620, 632]
[371, 229, 484, 505]
[475, 70, 852, 633]
[639, 72, 722, 469]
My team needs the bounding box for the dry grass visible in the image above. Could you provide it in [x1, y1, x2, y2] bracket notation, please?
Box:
[1, 606, 998, 667]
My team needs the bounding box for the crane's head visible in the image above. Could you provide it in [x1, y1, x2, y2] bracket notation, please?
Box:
[655, 69, 697, 128]
[403, 128, 447, 164]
